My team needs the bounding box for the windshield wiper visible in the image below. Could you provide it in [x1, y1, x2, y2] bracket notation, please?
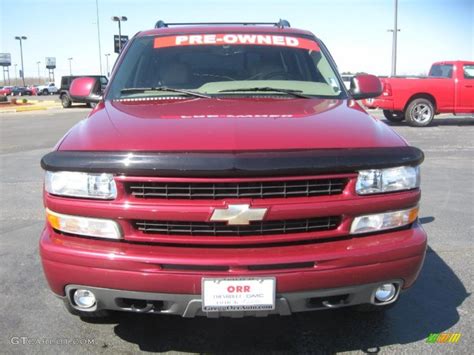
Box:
[218, 87, 312, 99]
[120, 86, 211, 99]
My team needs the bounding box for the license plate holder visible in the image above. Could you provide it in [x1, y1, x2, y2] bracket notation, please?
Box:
[202, 277, 276, 312]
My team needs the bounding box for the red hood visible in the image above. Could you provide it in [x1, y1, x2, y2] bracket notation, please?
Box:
[58, 97, 405, 151]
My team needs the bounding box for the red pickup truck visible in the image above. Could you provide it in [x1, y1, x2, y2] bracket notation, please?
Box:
[365, 61, 474, 126]
[40, 20, 427, 319]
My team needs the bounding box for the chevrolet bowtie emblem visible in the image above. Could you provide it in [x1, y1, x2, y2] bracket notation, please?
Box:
[210, 204, 268, 225]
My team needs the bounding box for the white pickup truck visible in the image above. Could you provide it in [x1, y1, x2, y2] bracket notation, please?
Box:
[37, 82, 58, 95]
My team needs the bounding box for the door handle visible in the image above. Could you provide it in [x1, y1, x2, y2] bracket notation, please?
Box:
[465, 85, 473, 88]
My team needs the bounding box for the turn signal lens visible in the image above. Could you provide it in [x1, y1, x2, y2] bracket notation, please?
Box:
[46, 209, 122, 239]
[382, 82, 392, 96]
[350, 206, 419, 234]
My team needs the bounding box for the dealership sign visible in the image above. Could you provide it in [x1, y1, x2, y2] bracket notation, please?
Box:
[45, 57, 56, 69]
[114, 35, 129, 53]
[0, 53, 11, 66]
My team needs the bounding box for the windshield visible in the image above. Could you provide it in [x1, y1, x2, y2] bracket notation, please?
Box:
[107, 33, 345, 100]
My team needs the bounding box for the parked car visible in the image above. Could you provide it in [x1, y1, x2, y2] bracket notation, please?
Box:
[59, 75, 108, 108]
[40, 20, 426, 320]
[364, 61, 474, 126]
[0, 86, 13, 96]
[28, 85, 39, 96]
[11, 86, 34, 96]
[37, 82, 58, 95]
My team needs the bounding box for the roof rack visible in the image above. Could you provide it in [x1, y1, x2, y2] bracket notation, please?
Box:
[154, 19, 291, 29]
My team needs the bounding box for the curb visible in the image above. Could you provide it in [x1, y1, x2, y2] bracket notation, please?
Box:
[15, 106, 49, 112]
[27, 100, 58, 105]
[0, 105, 60, 114]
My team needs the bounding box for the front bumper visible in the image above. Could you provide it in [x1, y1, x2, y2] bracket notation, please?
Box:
[40, 222, 427, 316]
[63, 280, 403, 317]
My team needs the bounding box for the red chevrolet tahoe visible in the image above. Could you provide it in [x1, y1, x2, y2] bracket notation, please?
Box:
[365, 61, 474, 126]
[40, 20, 427, 319]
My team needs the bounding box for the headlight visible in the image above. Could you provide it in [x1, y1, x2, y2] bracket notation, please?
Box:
[45, 171, 117, 199]
[46, 209, 122, 239]
[356, 166, 420, 195]
[350, 206, 419, 234]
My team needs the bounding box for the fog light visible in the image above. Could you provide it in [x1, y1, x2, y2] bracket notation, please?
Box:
[73, 289, 96, 309]
[374, 283, 397, 303]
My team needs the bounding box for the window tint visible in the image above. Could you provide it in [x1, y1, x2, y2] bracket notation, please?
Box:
[463, 65, 474, 79]
[429, 64, 453, 78]
[107, 35, 344, 99]
[126, 45, 325, 89]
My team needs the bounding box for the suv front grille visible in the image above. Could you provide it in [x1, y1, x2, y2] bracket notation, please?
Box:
[127, 178, 348, 200]
[134, 216, 341, 237]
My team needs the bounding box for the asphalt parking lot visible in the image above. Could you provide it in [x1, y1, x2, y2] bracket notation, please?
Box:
[0, 107, 472, 354]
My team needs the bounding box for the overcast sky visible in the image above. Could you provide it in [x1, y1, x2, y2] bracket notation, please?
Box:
[1, 0, 473, 85]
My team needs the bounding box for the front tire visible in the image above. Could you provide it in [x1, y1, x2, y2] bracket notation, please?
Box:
[61, 94, 72, 108]
[42, 89, 49, 95]
[405, 98, 435, 127]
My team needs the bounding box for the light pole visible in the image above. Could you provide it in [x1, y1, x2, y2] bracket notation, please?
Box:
[68, 57, 73, 75]
[14, 64, 18, 82]
[104, 53, 111, 77]
[388, 0, 400, 76]
[14, 36, 27, 86]
[95, 0, 103, 75]
[36, 61, 41, 82]
[111, 16, 127, 52]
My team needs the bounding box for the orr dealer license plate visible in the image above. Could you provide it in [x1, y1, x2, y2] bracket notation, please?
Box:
[202, 277, 276, 312]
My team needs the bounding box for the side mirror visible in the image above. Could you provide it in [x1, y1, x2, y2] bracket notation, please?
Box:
[349, 74, 383, 100]
[69, 77, 102, 103]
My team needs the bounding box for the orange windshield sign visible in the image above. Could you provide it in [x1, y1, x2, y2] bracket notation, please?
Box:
[153, 34, 320, 51]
